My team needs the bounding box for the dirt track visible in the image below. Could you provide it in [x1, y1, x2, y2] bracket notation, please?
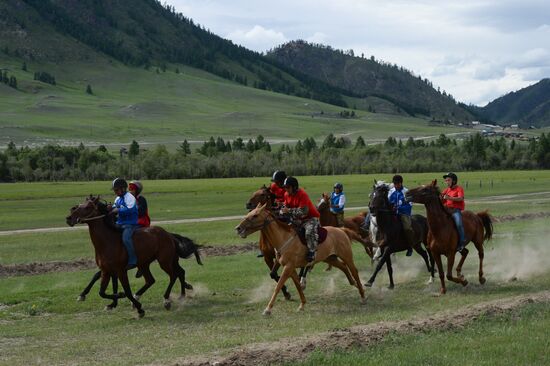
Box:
[172, 291, 550, 366]
[2, 211, 549, 278]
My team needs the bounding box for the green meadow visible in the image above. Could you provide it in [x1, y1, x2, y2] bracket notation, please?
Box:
[1, 172, 550, 365]
[0, 55, 473, 150]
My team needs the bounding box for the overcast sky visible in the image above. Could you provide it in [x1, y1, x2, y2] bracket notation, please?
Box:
[166, 0, 550, 106]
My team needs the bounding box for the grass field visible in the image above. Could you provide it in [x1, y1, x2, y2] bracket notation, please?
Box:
[0, 55, 475, 150]
[2, 172, 550, 365]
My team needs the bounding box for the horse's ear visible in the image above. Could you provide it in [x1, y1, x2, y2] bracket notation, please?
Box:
[262, 184, 267, 189]
[373, 179, 377, 185]
[431, 179, 437, 186]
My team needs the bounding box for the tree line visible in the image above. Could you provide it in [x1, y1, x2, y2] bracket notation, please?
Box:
[1, 133, 549, 182]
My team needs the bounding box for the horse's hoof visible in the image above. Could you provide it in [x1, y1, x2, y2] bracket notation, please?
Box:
[388, 284, 394, 290]
[133, 294, 140, 301]
[427, 277, 434, 284]
[262, 309, 272, 316]
[104, 305, 114, 311]
[283, 292, 292, 301]
[440, 288, 446, 295]
[164, 300, 172, 310]
[138, 309, 145, 318]
[77, 295, 86, 302]
[462, 279, 469, 287]
[364, 282, 373, 288]
[479, 277, 486, 285]
[184, 282, 193, 290]
[360, 297, 367, 305]
[297, 305, 305, 312]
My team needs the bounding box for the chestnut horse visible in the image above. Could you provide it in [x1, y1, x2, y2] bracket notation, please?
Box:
[317, 192, 374, 258]
[405, 180, 493, 294]
[66, 196, 190, 317]
[367, 182, 434, 288]
[235, 203, 365, 315]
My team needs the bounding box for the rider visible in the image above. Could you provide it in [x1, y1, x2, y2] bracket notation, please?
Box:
[111, 178, 139, 269]
[280, 176, 320, 263]
[442, 172, 466, 252]
[330, 182, 346, 227]
[129, 180, 150, 227]
[270, 170, 287, 208]
[388, 175, 414, 256]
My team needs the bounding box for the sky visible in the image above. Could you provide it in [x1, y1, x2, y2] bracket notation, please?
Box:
[166, 0, 550, 106]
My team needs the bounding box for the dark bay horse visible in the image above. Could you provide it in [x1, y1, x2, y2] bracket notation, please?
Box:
[367, 182, 434, 289]
[77, 232, 202, 302]
[66, 196, 190, 317]
[405, 180, 493, 294]
[236, 203, 365, 315]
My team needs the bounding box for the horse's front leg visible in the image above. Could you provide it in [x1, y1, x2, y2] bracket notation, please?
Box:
[433, 253, 446, 294]
[365, 246, 390, 287]
[386, 253, 394, 289]
[445, 251, 468, 287]
[117, 270, 144, 317]
[78, 270, 101, 301]
[268, 255, 291, 300]
[98, 271, 119, 310]
[263, 265, 294, 316]
[289, 268, 307, 311]
[455, 247, 469, 278]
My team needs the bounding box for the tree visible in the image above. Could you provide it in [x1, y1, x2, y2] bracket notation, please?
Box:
[86, 84, 93, 95]
[232, 137, 244, 151]
[8, 76, 17, 89]
[355, 136, 366, 149]
[322, 133, 336, 149]
[22, 62, 27, 71]
[129, 140, 140, 159]
[178, 140, 191, 155]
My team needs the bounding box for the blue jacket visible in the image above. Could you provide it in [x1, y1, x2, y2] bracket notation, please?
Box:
[114, 192, 138, 225]
[388, 186, 412, 216]
[330, 192, 345, 213]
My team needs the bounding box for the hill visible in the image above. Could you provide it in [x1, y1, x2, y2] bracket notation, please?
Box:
[472, 79, 550, 128]
[266, 40, 475, 123]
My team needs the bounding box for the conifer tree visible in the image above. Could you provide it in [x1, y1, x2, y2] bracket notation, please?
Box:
[86, 84, 93, 95]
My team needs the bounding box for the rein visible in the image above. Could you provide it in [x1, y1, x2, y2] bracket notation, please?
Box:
[79, 214, 106, 223]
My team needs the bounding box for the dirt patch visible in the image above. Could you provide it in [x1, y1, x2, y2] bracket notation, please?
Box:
[173, 291, 550, 366]
[493, 211, 550, 223]
[0, 243, 259, 278]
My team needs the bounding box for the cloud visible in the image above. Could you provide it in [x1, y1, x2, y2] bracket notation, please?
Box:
[306, 32, 328, 44]
[226, 25, 287, 52]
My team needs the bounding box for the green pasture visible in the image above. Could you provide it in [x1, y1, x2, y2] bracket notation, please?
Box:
[0, 55, 472, 149]
[294, 301, 550, 366]
[1, 170, 550, 231]
[1, 218, 550, 365]
[2, 173, 550, 365]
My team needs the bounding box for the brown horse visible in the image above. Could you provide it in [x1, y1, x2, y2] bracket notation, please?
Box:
[66, 196, 190, 317]
[317, 192, 374, 258]
[405, 180, 493, 294]
[235, 203, 366, 315]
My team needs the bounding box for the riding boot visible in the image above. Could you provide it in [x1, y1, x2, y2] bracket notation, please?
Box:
[306, 250, 315, 263]
[135, 269, 143, 278]
[405, 229, 415, 257]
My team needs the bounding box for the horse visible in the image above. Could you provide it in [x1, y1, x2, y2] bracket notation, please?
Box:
[405, 180, 493, 294]
[235, 203, 366, 315]
[66, 195, 191, 317]
[317, 192, 374, 258]
[366, 181, 434, 289]
[77, 232, 202, 302]
[246, 185, 372, 294]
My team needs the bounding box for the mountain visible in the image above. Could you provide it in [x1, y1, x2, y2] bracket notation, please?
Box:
[267, 40, 475, 123]
[473, 79, 550, 128]
[0, 0, 349, 106]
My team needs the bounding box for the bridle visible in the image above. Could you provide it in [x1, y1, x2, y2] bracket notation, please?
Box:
[73, 201, 106, 223]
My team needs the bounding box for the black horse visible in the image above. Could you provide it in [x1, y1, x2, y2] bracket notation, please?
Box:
[365, 181, 434, 289]
[77, 206, 202, 304]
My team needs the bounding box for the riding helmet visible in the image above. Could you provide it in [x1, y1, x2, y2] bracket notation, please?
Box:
[334, 182, 343, 190]
[392, 175, 403, 184]
[112, 177, 128, 190]
[271, 170, 287, 183]
[283, 176, 299, 191]
[129, 180, 143, 195]
[443, 172, 458, 184]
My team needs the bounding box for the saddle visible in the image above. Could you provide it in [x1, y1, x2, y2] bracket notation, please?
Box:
[298, 226, 328, 246]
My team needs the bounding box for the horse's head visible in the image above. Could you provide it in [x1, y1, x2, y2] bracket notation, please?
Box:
[405, 180, 440, 205]
[317, 192, 330, 211]
[246, 185, 275, 211]
[235, 202, 271, 238]
[66, 195, 105, 226]
[368, 179, 391, 217]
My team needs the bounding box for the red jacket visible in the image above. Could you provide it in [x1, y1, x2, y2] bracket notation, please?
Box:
[270, 182, 286, 203]
[442, 185, 465, 211]
[136, 195, 151, 227]
[284, 188, 320, 219]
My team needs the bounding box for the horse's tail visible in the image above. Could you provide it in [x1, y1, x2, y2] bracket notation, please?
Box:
[170, 233, 203, 265]
[477, 210, 493, 242]
[341, 227, 373, 258]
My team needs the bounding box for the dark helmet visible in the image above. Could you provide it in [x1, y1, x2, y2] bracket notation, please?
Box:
[129, 180, 143, 195]
[443, 172, 458, 184]
[112, 177, 127, 190]
[334, 182, 343, 190]
[392, 174, 403, 184]
[283, 176, 299, 191]
[271, 170, 287, 183]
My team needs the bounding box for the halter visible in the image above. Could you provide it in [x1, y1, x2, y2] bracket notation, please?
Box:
[74, 200, 106, 223]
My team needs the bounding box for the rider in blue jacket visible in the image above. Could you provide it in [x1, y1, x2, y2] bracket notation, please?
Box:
[111, 178, 139, 268]
[388, 175, 415, 256]
[330, 182, 346, 227]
